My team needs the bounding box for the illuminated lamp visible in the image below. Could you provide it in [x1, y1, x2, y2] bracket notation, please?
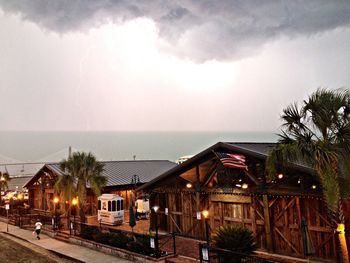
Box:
[72, 197, 78, 206]
[277, 173, 284, 179]
[186, 183, 192, 188]
[202, 210, 209, 219]
[242, 184, 248, 189]
[311, 185, 317, 190]
[152, 205, 159, 213]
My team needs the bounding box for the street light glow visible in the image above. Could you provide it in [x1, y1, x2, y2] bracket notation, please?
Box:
[72, 197, 78, 206]
[202, 210, 209, 219]
[152, 205, 159, 213]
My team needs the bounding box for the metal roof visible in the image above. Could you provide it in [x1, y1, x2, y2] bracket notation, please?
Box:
[44, 160, 177, 187]
[7, 176, 33, 191]
[0, 163, 43, 177]
[226, 142, 276, 156]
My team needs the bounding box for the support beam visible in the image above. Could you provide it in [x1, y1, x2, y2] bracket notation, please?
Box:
[263, 194, 273, 252]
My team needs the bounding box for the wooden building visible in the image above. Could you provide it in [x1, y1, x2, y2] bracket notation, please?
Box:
[24, 160, 176, 216]
[138, 142, 350, 261]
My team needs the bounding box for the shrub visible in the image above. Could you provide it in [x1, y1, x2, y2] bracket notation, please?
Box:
[95, 232, 113, 245]
[80, 225, 99, 240]
[136, 235, 154, 255]
[109, 232, 132, 249]
[127, 241, 144, 254]
[211, 224, 256, 263]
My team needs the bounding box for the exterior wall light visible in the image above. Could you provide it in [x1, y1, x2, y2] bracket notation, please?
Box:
[152, 205, 159, 213]
[242, 184, 248, 189]
[186, 183, 192, 188]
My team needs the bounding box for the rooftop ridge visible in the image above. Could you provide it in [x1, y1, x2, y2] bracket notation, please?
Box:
[225, 142, 277, 144]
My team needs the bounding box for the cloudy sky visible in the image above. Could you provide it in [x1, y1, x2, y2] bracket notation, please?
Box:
[1, 0, 350, 131]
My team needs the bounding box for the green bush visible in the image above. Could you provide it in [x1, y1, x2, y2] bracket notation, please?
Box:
[136, 235, 154, 255]
[109, 232, 133, 249]
[95, 232, 113, 245]
[212, 224, 256, 263]
[127, 241, 144, 254]
[80, 225, 99, 240]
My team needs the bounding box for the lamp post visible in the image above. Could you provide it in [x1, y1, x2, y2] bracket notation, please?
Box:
[72, 197, 78, 235]
[131, 174, 140, 219]
[53, 197, 59, 230]
[202, 210, 210, 245]
[152, 205, 160, 258]
[17, 193, 23, 227]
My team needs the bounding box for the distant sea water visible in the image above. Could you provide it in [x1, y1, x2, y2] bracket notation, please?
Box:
[0, 131, 278, 163]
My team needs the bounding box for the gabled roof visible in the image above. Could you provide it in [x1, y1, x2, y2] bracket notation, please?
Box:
[24, 160, 176, 188]
[137, 142, 314, 191]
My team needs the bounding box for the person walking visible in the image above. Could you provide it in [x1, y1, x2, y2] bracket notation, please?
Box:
[34, 219, 42, 240]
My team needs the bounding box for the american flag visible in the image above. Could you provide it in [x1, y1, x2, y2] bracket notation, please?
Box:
[215, 152, 248, 171]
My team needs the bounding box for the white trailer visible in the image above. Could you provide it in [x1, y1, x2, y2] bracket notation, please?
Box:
[97, 194, 124, 225]
[136, 198, 150, 219]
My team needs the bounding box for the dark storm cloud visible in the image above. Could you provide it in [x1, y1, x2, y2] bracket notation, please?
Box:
[1, 0, 350, 61]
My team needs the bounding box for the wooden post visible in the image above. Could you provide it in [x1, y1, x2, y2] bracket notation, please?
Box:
[263, 194, 273, 251]
[250, 199, 257, 236]
[195, 165, 200, 211]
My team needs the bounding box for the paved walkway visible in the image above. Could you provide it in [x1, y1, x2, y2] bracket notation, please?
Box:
[0, 221, 131, 263]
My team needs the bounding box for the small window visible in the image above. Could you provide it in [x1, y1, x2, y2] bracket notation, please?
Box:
[108, 201, 111, 211]
[117, 200, 120, 211]
[112, 200, 116, 211]
[98, 200, 101, 210]
[102, 201, 107, 210]
[121, 199, 124, 210]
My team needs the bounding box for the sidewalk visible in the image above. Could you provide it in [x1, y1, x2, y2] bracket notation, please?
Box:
[0, 221, 131, 263]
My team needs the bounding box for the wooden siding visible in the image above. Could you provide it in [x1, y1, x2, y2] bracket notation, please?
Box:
[154, 191, 338, 261]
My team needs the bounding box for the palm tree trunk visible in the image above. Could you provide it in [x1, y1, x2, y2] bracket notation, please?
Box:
[337, 200, 349, 263]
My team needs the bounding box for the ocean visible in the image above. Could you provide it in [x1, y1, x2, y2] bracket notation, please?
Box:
[0, 131, 278, 163]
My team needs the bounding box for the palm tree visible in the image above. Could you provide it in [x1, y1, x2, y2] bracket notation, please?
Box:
[55, 151, 107, 222]
[266, 88, 350, 262]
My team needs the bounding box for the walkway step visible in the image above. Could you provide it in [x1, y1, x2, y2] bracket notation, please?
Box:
[165, 256, 197, 263]
[55, 231, 71, 242]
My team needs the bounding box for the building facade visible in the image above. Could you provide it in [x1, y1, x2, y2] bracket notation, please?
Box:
[24, 160, 176, 216]
[138, 142, 350, 261]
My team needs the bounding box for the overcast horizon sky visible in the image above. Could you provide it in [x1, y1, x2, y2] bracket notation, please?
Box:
[1, 1, 350, 132]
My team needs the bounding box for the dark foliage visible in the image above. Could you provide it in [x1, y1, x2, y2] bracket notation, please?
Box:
[80, 225, 99, 240]
[108, 232, 133, 249]
[212, 224, 256, 263]
[95, 232, 113, 245]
